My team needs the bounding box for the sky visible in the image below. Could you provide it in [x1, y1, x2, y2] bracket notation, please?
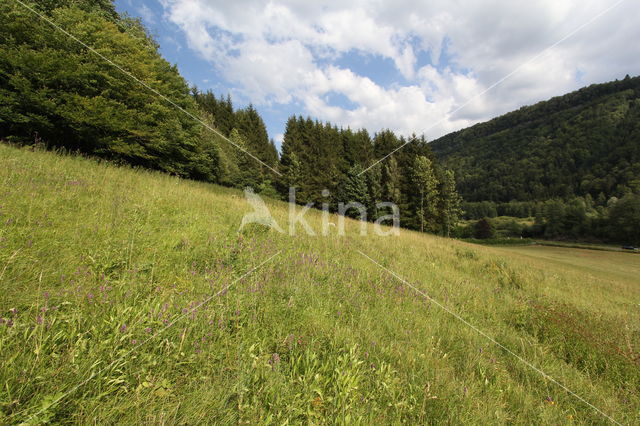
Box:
[114, 0, 640, 149]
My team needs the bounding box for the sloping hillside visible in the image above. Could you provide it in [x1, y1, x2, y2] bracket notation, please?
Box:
[0, 145, 638, 423]
[430, 76, 640, 202]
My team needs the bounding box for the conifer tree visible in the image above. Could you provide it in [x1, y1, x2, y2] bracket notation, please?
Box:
[340, 165, 370, 219]
[381, 156, 402, 205]
[366, 163, 383, 219]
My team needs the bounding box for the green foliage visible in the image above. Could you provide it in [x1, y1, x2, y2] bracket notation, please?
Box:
[608, 193, 640, 245]
[0, 1, 216, 181]
[339, 164, 370, 219]
[409, 156, 440, 232]
[277, 117, 461, 234]
[438, 169, 463, 237]
[431, 76, 640, 202]
[381, 156, 402, 205]
[474, 218, 495, 239]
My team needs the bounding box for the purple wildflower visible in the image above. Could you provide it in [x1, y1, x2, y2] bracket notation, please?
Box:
[269, 353, 281, 367]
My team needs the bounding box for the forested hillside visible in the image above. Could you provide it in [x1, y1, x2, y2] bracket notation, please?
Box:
[430, 76, 640, 203]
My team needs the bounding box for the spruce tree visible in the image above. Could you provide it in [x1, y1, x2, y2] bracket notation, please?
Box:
[340, 165, 370, 219]
[381, 156, 402, 205]
[366, 163, 383, 220]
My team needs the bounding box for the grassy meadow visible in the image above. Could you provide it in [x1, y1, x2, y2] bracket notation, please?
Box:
[0, 144, 639, 424]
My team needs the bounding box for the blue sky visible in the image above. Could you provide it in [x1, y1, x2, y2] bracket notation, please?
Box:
[114, 0, 639, 149]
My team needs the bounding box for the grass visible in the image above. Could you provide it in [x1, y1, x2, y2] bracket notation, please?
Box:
[0, 144, 639, 424]
[532, 240, 640, 254]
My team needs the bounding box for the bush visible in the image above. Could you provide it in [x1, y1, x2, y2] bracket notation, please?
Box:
[474, 218, 495, 239]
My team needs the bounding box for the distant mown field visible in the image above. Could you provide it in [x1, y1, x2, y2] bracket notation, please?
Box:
[493, 245, 640, 286]
[0, 144, 638, 424]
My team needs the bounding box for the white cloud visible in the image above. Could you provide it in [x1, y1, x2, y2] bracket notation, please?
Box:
[137, 3, 157, 25]
[159, 0, 640, 140]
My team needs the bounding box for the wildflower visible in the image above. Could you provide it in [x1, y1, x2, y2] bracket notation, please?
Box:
[131, 339, 138, 345]
[119, 324, 127, 333]
[269, 353, 281, 367]
[144, 327, 152, 334]
[546, 396, 555, 405]
[36, 315, 43, 325]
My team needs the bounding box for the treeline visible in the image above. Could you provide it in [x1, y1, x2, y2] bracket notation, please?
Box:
[192, 91, 279, 189]
[458, 194, 640, 245]
[277, 118, 462, 234]
[462, 201, 540, 219]
[0, 0, 462, 235]
[430, 75, 640, 203]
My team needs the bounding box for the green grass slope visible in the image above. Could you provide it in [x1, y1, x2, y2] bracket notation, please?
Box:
[0, 144, 638, 424]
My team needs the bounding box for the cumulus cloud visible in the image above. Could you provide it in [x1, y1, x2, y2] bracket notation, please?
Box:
[159, 0, 640, 139]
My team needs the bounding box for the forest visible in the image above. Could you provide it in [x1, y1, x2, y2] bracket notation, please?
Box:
[429, 75, 640, 244]
[430, 75, 640, 203]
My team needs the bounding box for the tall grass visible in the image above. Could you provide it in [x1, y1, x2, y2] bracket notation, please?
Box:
[0, 144, 638, 424]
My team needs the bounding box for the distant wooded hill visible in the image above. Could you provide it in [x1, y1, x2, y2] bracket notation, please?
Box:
[429, 76, 640, 203]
